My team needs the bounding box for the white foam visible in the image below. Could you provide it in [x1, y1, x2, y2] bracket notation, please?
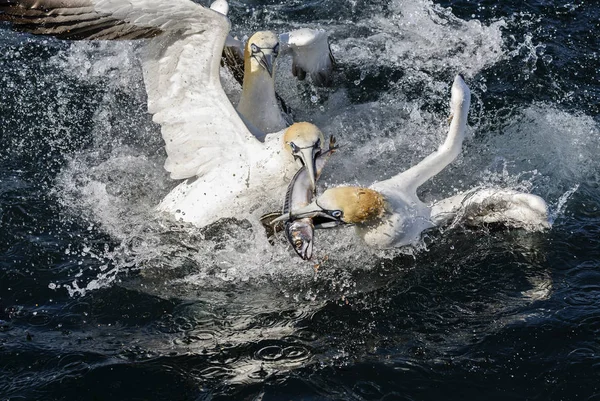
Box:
[473, 104, 600, 192]
[333, 0, 506, 78]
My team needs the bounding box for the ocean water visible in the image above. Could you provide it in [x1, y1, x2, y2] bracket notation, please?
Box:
[1, 0, 599, 400]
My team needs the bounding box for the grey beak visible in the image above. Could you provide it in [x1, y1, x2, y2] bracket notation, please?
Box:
[298, 147, 319, 194]
[260, 53, 275, 77]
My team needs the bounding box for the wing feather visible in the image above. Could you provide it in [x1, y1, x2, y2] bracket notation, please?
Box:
[0, 0, 263, 180]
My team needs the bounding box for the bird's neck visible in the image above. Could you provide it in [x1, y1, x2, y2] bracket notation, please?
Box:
[237, 68, 285, 134]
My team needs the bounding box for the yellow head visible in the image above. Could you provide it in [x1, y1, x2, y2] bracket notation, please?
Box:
[286, 186, 386, 226]
[283, 122, 326, 192]
[283, 122, 325, 152]
[244, 31, 279, 77]
[316, 187, 386, 224]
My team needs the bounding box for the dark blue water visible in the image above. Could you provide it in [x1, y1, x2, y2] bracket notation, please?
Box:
[1, 1, 600, 400]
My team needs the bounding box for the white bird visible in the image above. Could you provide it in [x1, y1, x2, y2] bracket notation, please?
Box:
[0, 0, 335, 136]
[211, 0, 336, 134]
[279, 75, 550, 248]
[236, 30, 290, 135]
[0, 0, 333, 227]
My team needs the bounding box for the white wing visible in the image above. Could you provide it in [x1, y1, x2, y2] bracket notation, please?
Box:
[0, 0, 263, 180]
[279, 28, 335, 87]
[377, 75, 471, 195]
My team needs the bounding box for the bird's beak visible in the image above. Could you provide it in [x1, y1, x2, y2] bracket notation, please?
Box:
[259, 53, 275, 77]
[298, 146, 320, 194]
[274, 201, 342, 228]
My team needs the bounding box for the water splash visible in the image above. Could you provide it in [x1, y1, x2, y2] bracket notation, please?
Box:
[549, 184, 580, 225]
[17, 0, 591, 303]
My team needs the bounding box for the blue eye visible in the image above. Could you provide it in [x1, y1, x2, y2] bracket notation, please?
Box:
[289, 142, 300, 153]
[251, 44, 259, 53]
[331, 210, 342, 218]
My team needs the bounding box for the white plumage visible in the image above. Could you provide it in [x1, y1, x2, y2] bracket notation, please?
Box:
[0, 0, 332, 227]
[285, 76, 550, 249]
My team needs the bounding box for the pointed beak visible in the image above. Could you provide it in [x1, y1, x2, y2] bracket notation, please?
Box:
[298, 146, 319, 194]
[277, 200, 342, 228]
[272, 200, 343, 232]
[259, 53, 275, 77]
[272, 201, 323, 225]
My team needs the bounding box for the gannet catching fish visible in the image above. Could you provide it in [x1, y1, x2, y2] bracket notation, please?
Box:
[0, 0, 334, 227]
[158, 121, 326, 226]
[277, 75, 550, 249]
[261, 137, 338, 260]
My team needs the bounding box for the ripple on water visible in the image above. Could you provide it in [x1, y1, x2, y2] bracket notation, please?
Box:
[282, 345, 311, 361]
[27, 312, 52, 327]
[255, 345, 284, 361]
[254, 342, 313, 366]
[56, 353, 91, 376]
[196, 365, 234, 381]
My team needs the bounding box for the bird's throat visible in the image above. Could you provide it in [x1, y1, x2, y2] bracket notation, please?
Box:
[237, 68, 285, 134]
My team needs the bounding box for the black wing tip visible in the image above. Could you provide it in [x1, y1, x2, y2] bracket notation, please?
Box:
[0, 1, 163, 40]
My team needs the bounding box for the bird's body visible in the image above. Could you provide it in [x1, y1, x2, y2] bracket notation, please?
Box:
[236, 31, 289, 135]
[280, 28, 335, 86]
[284, 76, 550, 249]
[157, 120, 326, 227]
[158, 128, 294, 226]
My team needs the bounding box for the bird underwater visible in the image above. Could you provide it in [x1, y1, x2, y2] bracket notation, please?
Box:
[0, 1, 551, 261]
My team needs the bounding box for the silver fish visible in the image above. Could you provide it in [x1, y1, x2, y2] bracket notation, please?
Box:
[282, 137, 336, 260]
[260, 137, 337, 259]
[285, 218, 314, 260]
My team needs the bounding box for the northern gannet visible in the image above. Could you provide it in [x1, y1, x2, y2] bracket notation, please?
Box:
[234, 28, 336, 133]
[236, 30, 289, 135]
[210, 0, 335, 134]
[159, 121, 326, 226]
[279, 75, 550, 249]
[211, 0, 335, 89]
[0, 0, 330, 227]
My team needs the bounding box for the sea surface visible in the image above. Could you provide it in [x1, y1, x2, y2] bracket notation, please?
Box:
[1, 0, 599, 400]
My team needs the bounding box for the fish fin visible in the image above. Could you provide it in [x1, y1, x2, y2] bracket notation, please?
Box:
[259, 212, 285, 244]
[328, 135, 340, 152]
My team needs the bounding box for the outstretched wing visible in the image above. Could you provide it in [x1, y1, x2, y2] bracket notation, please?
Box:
[279, 28, 335, 87]
[0, 0, 262, 180]
[0, 0, 214, 40]
[376, 75, 471, 195]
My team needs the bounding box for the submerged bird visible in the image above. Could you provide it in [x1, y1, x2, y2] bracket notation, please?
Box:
[278, 75, 550, 249]
[0, 0, 334, 226]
